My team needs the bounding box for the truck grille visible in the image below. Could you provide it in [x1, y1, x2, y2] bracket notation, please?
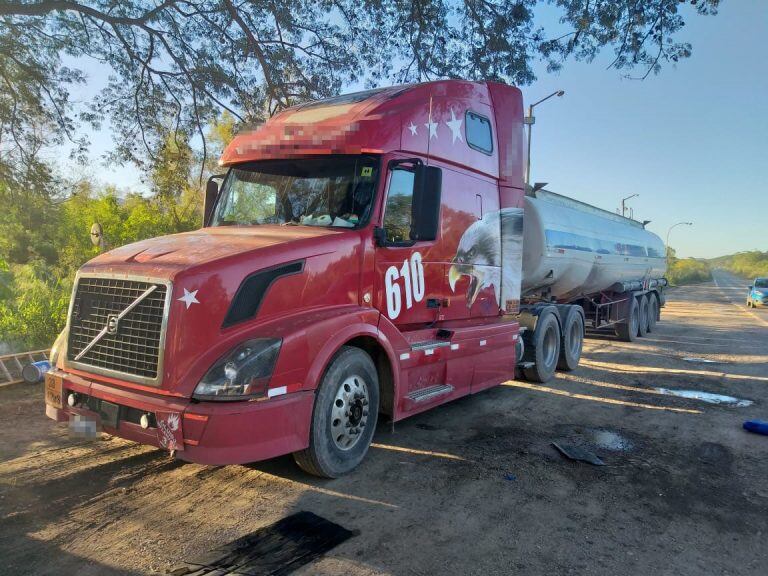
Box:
[67, 276, 169, 383]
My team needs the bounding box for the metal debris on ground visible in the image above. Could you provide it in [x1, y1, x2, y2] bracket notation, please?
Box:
[654, 388, 753, 407]
[743, 420, 768, 436]
[552, 442, 606, 466]
[169, 511, 355, 576]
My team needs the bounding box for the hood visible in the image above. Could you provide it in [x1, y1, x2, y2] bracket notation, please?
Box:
[82, 225, 346, 278]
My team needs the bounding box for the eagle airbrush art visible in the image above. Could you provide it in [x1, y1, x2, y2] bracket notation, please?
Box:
[448, 207, 524, 312]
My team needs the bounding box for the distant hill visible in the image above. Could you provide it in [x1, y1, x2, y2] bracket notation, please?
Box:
[708, 251, 768, 279]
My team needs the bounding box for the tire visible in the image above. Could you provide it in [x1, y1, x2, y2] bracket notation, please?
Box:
[522, 311, 561, 383]
[615, 295, 639, 342]
[293, 346, 379, 478]
[648, 292, 659, 331]
[557, 307, 584, 371]
[637, 295, 649, 337]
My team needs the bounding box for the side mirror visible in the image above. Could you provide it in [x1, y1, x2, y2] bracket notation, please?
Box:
[204, 175, 225, 226]
[748, 286, 753, 290]
[410, 165, 442, 241]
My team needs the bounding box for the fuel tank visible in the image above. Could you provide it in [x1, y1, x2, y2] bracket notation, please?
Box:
[521, 190, 666, 301]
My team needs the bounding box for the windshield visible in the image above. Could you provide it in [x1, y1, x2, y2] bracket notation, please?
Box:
[755, 279, 768, 288]
[212, 156, 379, 228]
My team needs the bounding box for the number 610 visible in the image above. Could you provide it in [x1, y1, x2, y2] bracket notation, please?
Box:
[384, 252, 425, 319]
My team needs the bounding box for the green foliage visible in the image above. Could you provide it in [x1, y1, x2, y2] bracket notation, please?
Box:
[0, 1, 720, 183]
[709, 251, 768, 279]
[666, 248, 712, 286]
[0, 260, 71, 352]
[0, 175, 201, 353]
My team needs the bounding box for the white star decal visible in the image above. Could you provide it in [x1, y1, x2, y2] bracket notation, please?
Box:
[407, 122, 418, 136]
[424, 118, 438, 140]
[178, 288, 199, 309]
[446, 108, 463, 143]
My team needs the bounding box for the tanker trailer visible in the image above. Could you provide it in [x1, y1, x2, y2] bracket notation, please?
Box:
[515, 188, 667, 382]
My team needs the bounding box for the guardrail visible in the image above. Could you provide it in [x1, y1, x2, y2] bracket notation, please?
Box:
[0, 350, 50, 387]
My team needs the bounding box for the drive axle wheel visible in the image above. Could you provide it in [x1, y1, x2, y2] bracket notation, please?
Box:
[522, 311, 561, 383]
[557, 307, 584, 372]
[293, 346, 379, 478]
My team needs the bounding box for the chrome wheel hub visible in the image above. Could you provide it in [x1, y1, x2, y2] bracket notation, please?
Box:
[331, 375, 370, 451]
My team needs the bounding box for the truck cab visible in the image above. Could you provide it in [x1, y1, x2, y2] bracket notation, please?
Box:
[45, 80, 530, 476]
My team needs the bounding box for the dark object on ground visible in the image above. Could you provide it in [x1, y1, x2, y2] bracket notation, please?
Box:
[171, 511, 355, 575]
[552, 442, 606, 466]
[743, 420, 768, 436]
[505, 473, 517, 481]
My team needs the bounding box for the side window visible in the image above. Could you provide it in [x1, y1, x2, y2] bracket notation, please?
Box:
[465, 111, 493, 155]
[382, 169, 415, 243]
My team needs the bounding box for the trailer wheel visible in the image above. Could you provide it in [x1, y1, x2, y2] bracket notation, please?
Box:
[557, 307, 584, 371]
[647, 293, 659, 332]
[615, 296, 639, 342]
[293, 346, 379, 478]
[638, 295, 649, 337]
[522, 312, 561, 383]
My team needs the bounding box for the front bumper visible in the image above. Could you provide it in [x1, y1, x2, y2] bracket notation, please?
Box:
[45, 370, 314, 465]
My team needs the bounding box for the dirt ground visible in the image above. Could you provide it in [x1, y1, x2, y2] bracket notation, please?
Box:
[1, 268, 767, 575]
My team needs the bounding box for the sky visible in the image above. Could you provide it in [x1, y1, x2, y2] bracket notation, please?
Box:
[56, 0, 767, 259]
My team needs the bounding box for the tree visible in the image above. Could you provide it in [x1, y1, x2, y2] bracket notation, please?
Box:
[0, 0, 720, 181]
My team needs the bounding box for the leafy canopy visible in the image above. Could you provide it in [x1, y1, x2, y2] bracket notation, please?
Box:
[0, 0, 719, 179]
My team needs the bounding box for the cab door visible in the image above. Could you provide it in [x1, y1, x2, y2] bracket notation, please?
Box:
[374, 160, 443, 327]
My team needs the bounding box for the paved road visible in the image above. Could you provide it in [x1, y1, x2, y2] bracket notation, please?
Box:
[1, 278, 767, 575]
[711, 267, 768, 328]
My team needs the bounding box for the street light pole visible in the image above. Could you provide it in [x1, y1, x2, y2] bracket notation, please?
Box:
[525, 90, 565, 186]
[621, 193, 639, 217]
[665, 221, 693, 258]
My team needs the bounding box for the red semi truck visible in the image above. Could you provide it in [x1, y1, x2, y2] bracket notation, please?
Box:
[45, 80, 666, 477]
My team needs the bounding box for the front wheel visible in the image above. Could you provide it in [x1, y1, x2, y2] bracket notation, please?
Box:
[293, 346, 379, 478]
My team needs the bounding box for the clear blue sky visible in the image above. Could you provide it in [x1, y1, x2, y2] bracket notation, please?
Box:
[59, 0, 767, 259]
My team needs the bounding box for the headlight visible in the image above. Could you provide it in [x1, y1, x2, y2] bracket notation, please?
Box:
[193, 338, 281, 401]
[50, 327, 69, 368]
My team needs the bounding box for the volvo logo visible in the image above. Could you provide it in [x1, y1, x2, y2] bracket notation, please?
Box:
[106, 314, 120, 335]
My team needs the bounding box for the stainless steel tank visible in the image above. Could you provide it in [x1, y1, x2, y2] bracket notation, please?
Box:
[521, 190, 666, 301]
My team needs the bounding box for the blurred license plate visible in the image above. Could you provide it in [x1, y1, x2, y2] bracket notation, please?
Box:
[44, 373, 63, 409]
[70, 414, 99, 438]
